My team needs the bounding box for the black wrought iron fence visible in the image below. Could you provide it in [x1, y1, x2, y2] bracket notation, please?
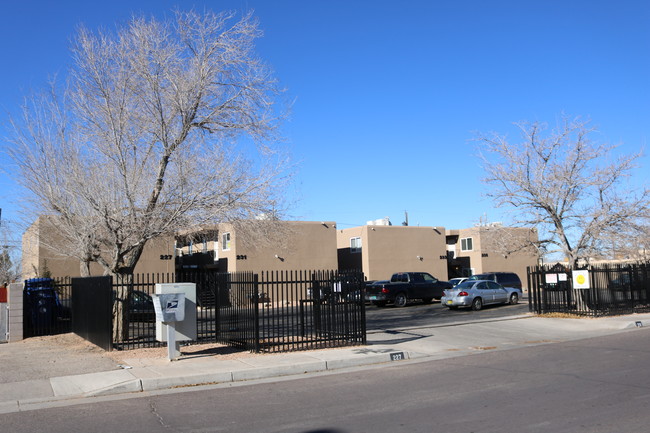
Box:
[36, 270, 366, 353]
[254, 269, 366, 352]
[23, 277, 72, 338]
[528, 262, 650, 316]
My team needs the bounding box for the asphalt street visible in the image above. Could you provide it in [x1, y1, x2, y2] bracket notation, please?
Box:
[3, 327, 650, 433]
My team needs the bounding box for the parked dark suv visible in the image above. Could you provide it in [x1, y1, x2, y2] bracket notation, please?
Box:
[469, 272, 522, 290]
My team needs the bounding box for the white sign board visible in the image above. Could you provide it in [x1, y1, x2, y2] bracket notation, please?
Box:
[545, 274, 558, 284]
[572, 270, 590, 289]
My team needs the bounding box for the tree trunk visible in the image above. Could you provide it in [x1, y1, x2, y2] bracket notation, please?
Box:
[112, 273, 132, 344]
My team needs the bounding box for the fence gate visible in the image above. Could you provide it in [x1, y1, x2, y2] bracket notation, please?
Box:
[528, 263, 650, 317]
[72, 276, 113, 351]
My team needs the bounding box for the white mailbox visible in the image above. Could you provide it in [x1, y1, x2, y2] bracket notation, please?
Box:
[154, 283, 196, 360]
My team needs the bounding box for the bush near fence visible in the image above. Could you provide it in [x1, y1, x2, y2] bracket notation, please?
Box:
[528, 262, 650, 317]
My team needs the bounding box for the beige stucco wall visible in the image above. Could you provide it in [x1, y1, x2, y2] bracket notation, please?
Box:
[338, 225, 448, 281]
[22, 216, 176, 279]
[220, 221, 339, 273]
[21, 217, 104, 279]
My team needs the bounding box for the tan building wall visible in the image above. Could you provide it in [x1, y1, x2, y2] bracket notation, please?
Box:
[22, 216, 176, 279]
[338, 225, 448, 281]
[214, 221, 339, 273]
[447, 226, 538, 289]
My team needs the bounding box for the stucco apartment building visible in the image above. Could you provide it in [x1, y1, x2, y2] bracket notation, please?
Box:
[24, 218, 338, 279]
[176, 221, 338, 273]
[337, 221, 449, 282]
[337, 219, 538, 289]
[22, 216, 177, 279]
[446, 224, 539, 288]
[23, 216, 537, 289]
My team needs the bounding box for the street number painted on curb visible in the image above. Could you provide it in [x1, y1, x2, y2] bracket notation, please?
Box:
[390, 352, 405, 361]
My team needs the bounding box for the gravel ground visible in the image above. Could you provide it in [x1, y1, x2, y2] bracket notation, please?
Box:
[0, 333, 260, 384]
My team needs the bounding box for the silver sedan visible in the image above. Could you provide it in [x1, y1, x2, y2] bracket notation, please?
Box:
[441, 279, 521, 311]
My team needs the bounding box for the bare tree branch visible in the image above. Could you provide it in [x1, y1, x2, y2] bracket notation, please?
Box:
[476, 115, 650, 267]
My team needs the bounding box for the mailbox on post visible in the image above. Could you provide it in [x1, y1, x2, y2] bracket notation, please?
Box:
[154, 283, 197, 361]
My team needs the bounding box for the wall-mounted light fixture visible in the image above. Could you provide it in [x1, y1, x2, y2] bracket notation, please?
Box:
[274, 254, 285, 262]
[417, 255, 423, 261]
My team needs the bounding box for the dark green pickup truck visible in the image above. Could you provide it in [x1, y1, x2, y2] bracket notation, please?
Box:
[365, 272, 452, 307]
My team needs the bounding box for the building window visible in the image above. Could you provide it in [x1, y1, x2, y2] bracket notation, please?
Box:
[461, 237, 473, 252]
[350, 237, 362, 253]
[222, 232, 231, 251]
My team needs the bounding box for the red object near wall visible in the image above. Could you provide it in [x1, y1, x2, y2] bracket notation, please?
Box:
[0, 286, 7, 303]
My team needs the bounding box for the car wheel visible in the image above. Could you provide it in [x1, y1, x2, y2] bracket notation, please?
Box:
[394, 293, 408, 307]
[421, 298, 433, 304]
[471, 297, 483, 311]
[373, 301, 387, 308]
[509, 293, 519, 305]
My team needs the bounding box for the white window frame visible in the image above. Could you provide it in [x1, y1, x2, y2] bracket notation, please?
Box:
[222, 232, 231, 251]
[350, 237, 362, 254]
[460, 237, 473, 252]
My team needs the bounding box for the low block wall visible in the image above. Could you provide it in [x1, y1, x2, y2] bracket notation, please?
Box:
[7, 283, 24, 342]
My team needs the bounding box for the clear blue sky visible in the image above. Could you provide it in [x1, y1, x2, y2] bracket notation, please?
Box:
[1, 0, 649, 239]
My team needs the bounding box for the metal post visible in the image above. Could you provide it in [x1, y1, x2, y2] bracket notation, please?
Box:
[167, 322, 180, 361]
[253, 274, 260, 353]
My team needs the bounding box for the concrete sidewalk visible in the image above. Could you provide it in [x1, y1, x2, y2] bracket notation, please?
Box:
[2, 312, 650, 414]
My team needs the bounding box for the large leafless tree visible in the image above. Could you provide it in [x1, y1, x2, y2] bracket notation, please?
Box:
[6, 10, 291, 339]
[0, 218, 21, 284]
[477, 116, 650, 268]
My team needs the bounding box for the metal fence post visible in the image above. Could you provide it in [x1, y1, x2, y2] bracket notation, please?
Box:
[253, 273, 260, 353]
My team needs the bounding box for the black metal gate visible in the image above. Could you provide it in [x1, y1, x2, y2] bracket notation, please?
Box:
[528, 263, 650, 317]
[72, 276, 113, 351]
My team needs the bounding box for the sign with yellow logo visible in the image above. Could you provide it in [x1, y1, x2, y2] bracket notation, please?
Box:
[572, 270, 590, 289]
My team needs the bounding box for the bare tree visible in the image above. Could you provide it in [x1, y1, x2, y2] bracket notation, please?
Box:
[476, 116, 650, 268]
[6, 10, 291, 340]
[599, 218, 650, 263]
[472, 218, 540, 261]
[0, 218, 21, 284]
